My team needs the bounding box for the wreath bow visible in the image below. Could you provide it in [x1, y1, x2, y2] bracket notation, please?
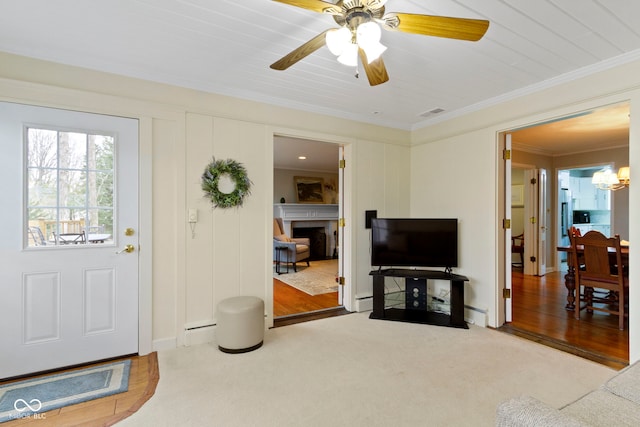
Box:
[202, 157, 252, 208]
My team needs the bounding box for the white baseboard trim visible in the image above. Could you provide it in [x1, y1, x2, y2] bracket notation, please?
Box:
[355, 296, 373, 312]
[152, 337, 177, 352]
[184, 325, 216, 346]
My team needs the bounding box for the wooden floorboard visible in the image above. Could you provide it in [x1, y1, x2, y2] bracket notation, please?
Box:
[273, 277, 341, 318]
[1, 353, 159, 427]
[500, 268, 629, 370]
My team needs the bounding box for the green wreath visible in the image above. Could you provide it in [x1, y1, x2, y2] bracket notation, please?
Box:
[201, 157, 252, 208]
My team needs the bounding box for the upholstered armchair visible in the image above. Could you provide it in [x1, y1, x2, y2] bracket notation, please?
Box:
[273, 218, 310, 272]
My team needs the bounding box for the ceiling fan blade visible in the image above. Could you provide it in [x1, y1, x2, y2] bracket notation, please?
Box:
[382, 13, 489, 41]
[358, 48, 389, 86]
[272, 0, 342, 15]
[270, 30, 330, 71]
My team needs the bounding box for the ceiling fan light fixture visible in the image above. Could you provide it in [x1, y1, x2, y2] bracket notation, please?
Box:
[356, 21, 381, 45]
[337, 42, 359, 66]
[362, 40, 387, 63]
[356, 21, 386, 62]
[326, 27, 351, 56]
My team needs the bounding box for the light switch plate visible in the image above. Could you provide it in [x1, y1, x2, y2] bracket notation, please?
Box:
[188, 208, 198, 223]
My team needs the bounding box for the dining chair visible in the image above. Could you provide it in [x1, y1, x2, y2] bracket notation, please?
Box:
[511, 233, 524, 267]
[569, 230, 628, 330]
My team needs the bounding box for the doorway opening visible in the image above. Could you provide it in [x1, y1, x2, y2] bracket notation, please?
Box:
[556, 165, 613, 271]
[272, 136, 347, 325]
[500, 102, 630, 365]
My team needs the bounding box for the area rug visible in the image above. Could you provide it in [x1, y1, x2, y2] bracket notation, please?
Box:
[0, 359, 130, 423]
[274, 259, 339, 296]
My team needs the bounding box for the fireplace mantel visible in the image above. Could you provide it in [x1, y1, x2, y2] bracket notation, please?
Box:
[274, 203, 338, 223]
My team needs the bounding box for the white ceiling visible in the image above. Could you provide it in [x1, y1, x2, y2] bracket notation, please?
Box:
[0, 0, 634, 167]
[2, 0, 640, 131]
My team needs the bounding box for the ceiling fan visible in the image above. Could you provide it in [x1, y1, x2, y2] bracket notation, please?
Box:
[270, 0, 490, 86]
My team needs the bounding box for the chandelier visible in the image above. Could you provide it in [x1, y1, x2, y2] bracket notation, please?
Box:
[592, 166, 630, 191]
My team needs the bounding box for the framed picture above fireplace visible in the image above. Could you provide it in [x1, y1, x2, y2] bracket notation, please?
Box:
[294, 176, 325, 203]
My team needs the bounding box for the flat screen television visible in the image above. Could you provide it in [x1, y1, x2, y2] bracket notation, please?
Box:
[371, 218, 458, 271]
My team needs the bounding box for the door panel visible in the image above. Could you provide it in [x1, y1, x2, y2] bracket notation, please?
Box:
[537, 169, 547, 274]
[0, 102, 139, 378]
[505, 134, 512, 322]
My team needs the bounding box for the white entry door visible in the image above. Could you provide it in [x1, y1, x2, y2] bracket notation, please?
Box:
[0, 102, 139, 379]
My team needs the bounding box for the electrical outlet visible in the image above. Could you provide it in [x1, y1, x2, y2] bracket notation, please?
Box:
[188, 208, 198, 223]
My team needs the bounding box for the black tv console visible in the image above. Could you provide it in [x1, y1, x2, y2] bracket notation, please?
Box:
[369, 269, 470, 329]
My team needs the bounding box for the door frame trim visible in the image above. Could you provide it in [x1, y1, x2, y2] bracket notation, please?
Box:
[138, 116, 153, 355]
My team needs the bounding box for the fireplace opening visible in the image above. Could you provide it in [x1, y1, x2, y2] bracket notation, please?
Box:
[292, 227, 327, 260]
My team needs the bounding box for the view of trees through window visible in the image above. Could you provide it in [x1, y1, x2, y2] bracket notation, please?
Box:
[26, 127, 114, 247]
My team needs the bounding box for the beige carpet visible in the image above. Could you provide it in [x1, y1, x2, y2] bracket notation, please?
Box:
[119, 312, 617, 427]
[274, 259, 339, 296]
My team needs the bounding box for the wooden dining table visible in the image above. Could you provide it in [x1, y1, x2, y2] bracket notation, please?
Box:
[556, 244, 629, 310]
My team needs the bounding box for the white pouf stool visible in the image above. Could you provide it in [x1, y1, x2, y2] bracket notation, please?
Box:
[216, 296, 264, 353]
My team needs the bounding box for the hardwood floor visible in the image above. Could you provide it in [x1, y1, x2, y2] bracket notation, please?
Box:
[2, 353, 158, 427]
[273, 278, 349, 326]
[501, 268, 629, 370]
[273, 278, 340, 317]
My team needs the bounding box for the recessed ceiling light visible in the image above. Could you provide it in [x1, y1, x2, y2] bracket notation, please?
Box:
[298, 156, 307, 160]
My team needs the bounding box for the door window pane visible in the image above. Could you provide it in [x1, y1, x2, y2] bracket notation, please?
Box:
[26, 128, 114, 247]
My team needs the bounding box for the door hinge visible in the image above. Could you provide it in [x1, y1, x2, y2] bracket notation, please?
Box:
[337, 276, 346, 286]
[503, 288, 511, 299]
[529, 256, 537, 262]
[503, 219, 511, 229]
[339, 159, 346, 169]
[339, 218, 346, 227]
[530, 177, 537, 184]
[530, 217, 536, 224]
[503, 149, 511, 160]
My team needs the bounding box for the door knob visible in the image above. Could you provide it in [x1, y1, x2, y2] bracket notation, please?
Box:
[116, 244, 135, 254]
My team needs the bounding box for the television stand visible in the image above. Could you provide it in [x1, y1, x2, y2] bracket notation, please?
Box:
[369, 269, 470, 329]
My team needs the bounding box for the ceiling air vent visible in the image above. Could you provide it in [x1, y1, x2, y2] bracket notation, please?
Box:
[419, 108, 445, 118]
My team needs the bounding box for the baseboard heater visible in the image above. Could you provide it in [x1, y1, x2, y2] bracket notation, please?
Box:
[355, 295, 374, 312]
[185, 323, 216, 331]
[464, 305, 488, 327]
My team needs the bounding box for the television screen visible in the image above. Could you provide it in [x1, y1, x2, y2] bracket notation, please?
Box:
[371, 218, 458, 269]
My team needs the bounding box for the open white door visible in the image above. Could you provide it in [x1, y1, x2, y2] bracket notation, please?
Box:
[537, 169, 548, 275]
[523, 168, 547, 276]
[337, 146, 345, 307]
[0, 102, 139, 378]
[504, 134, 513, 322]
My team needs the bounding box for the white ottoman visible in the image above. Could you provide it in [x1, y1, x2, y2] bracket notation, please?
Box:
[216, 296, 264, 353]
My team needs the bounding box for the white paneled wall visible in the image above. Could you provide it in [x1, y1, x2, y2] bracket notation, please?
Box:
[185, 114, 270, 330]
[353, 140, 410, 307]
